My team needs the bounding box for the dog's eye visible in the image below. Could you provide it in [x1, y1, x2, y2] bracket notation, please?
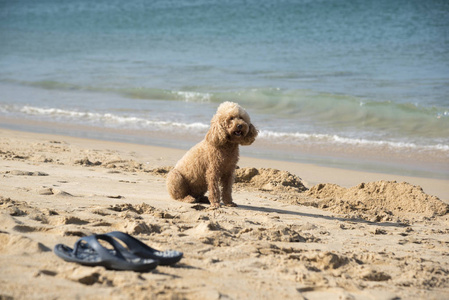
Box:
[229, 117, 234, 121]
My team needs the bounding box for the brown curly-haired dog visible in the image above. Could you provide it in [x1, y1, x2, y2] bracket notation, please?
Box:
[166, 102, 258, 208]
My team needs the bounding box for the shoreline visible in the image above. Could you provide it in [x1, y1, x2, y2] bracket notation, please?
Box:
[1, 116, 449, 181]
[1, 127, 448, 202]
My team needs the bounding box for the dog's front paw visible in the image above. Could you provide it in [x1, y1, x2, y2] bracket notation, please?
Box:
[224, 202, 237, 207]
[209, 203, 221, 210]
[181, 195, 198, 203]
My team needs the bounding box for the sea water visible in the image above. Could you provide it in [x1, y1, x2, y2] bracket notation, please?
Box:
[1, 0, 448, 178]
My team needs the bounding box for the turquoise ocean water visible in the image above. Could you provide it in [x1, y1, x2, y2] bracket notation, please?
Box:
[1, 0, 448, 178]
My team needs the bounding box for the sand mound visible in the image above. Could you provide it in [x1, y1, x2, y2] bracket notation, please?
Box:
[74, 157, 102, 166]
[109, 202, 157, 214]
[238, 225, 320, 243]
[305, 181, 448, 219]
[235, 167, 307, 192]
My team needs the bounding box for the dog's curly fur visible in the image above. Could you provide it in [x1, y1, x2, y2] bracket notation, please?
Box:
[166, 102, 258, 208]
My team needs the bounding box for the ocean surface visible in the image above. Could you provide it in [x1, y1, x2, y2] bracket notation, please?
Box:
[1, 0, 448, 178]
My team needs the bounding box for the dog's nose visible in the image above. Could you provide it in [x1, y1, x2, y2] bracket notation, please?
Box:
[237, 124, 243, 130]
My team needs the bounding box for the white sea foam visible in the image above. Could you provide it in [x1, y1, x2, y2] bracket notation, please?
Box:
[16, 105, 210, 132]
[258, 130, 449, 153]
[20, 106, 100, 119]
[173, 91, 212, 102]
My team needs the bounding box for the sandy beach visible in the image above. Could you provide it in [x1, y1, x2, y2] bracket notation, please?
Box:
[1, 128, 448, 300]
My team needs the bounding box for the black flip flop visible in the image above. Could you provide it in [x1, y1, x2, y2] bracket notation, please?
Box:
[54, 234, 159, 272]
[105, 231, 183, 266]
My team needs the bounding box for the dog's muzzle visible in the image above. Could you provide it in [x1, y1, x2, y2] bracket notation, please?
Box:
[234, 124, 244, 136]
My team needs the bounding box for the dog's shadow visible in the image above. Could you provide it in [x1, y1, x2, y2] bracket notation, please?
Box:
[236, 204, 406, 228]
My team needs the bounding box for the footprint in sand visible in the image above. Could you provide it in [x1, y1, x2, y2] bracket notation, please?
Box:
[7, 170, 49, 176]
[359, 268, 392, 282]
[112, 220, 162, 235]
[0, 212, 48, 233]
[49, 216, 90, 226]
[0, 213, 24, 231]
[0, 232, 51, 254]
[38, 187, 73, 196]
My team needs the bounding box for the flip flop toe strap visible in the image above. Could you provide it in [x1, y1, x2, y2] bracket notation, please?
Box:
[72, 234, 135, 265]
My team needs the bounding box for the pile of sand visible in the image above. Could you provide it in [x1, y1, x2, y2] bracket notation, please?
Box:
[235, 167, 307, 192]
[234, 168, 448, 221]
[304, 181, 448, 220]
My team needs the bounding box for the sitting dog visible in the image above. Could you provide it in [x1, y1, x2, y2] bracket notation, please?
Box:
[166, 102, 258, 208]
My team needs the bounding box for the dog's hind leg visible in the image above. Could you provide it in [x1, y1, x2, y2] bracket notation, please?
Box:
[166, 169, 197, 203]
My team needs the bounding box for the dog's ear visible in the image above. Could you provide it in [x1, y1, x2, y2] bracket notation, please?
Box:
[240, 123, 258, 145]
[206, 115, 227, 146]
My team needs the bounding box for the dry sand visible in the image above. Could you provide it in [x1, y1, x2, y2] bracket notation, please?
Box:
[1, 128, 448, 300]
